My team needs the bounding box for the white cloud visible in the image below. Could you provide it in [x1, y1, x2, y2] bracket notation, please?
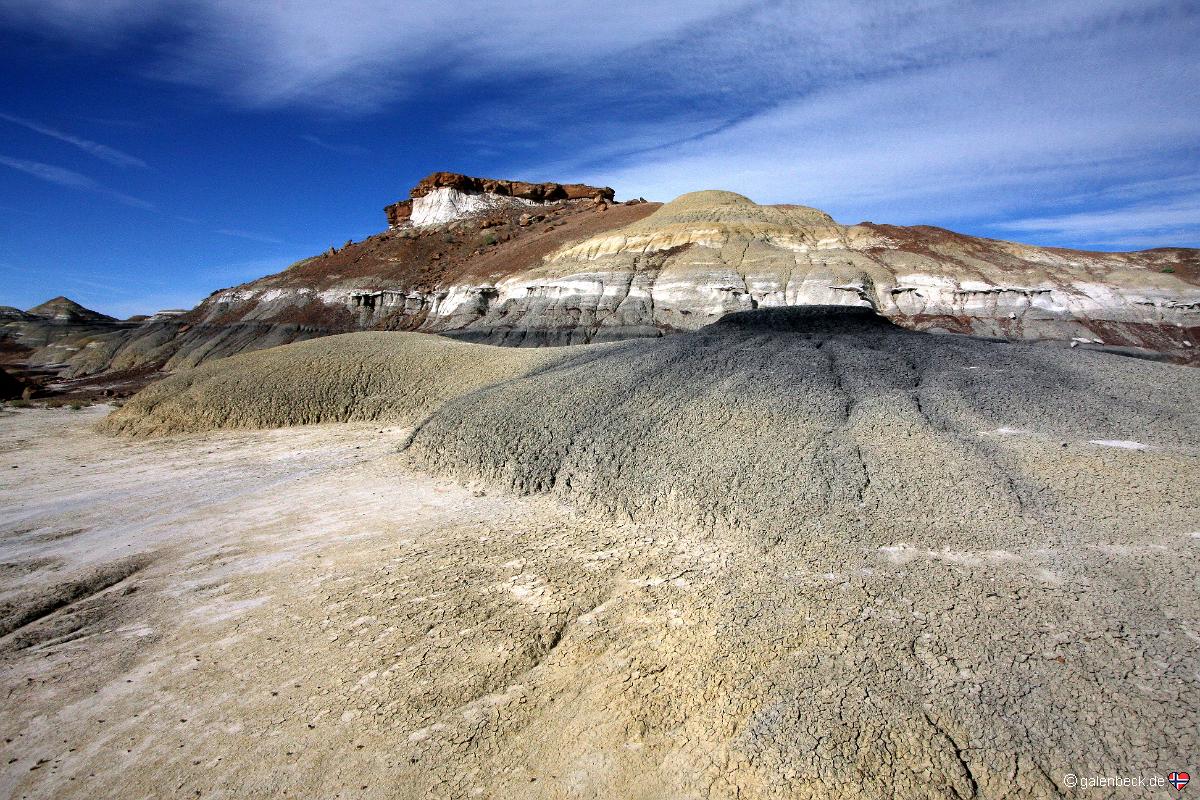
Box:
[0, 112, 148, 167]
[554, 5, 1199, 238]
[0, 0, 750, 110]
[995, 197, 1200, 243]
[215, 228, 286, 245]
[300, 134, 368, 156]
[1, 0, 1196, 250]
[0, 154, 156, 209]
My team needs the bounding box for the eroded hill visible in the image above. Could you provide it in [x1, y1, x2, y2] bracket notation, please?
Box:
[6, 174, 1199, 391]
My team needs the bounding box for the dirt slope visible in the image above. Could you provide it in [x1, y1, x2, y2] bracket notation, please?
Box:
[38, 197, 658, 380]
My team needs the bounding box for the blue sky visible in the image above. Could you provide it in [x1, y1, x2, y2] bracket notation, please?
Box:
[1, 0, 1197, 318]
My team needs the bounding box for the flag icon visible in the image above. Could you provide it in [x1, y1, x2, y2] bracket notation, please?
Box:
[1169, 771, 1190, 790]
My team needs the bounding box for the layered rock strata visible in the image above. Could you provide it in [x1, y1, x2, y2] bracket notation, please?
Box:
[357, 189, 1200, 358]
[0, 297, 139, 379]
[7, 177, 1198, 382]
[462, 190, 1198, 356]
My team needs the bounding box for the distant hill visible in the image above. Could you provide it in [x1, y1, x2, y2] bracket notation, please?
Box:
[26, 296, 116, 323]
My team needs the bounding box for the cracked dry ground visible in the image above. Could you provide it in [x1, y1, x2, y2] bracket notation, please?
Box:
[1, 407, 1197, 799]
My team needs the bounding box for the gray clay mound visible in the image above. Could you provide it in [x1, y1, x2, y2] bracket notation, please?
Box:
[407, 306, 1199, 549]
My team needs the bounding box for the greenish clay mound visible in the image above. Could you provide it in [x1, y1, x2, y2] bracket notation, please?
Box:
[98, 331, 585, 437]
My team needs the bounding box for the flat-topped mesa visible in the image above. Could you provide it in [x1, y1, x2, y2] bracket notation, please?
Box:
[410, 172, 615, 203]
[384, 171, 616, 228]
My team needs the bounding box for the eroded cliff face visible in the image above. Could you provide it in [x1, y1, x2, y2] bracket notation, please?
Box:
[12, 176, 1198, 384]
[408, 171, 616, 203]
[460, 190, 1199, 355]
[333, 188, 1200, 356]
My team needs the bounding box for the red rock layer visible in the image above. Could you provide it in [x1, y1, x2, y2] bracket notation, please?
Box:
[408, 171, 615, 203]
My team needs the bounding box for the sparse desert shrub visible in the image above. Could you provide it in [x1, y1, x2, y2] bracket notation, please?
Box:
[10, 399, 31, 409]
[69, 402, 84, 411]
[1162, 267, 1176, 273]
[482, 233, 498, 246]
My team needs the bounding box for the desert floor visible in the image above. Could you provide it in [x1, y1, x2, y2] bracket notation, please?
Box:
[2, 404, 1197, 799]
[1, 407, 623, 798]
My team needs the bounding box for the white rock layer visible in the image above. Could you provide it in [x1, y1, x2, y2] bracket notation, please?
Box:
[409, 187, 538, 227]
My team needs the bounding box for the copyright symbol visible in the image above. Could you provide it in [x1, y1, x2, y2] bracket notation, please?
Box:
[1065, 774, 1078, 787]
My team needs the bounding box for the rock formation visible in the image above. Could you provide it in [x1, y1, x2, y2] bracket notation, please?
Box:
[444, 190, 1199, 356]
[385, 171, 615, 229]
[5, 174, 1198, 388]
[207, 187, 1199, 361]
[24, 296, 116, 323]
[410, 171, 615, 203]
[25, 183, 656, 381]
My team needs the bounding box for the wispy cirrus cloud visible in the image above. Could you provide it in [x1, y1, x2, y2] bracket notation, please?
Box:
[0, 154, 155, 210]
[994, 196, 1200, 248]
[0, 0, 1197, 251]
[300, 134, 368, 156]
[0, 0, 747, 111]
[0, 112, 147, 168]
[540, 2, 1200, 250]
[215, 228, 285, 245]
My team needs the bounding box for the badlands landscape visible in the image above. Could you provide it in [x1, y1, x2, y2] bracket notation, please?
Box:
[2, 178, 1199, 798]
